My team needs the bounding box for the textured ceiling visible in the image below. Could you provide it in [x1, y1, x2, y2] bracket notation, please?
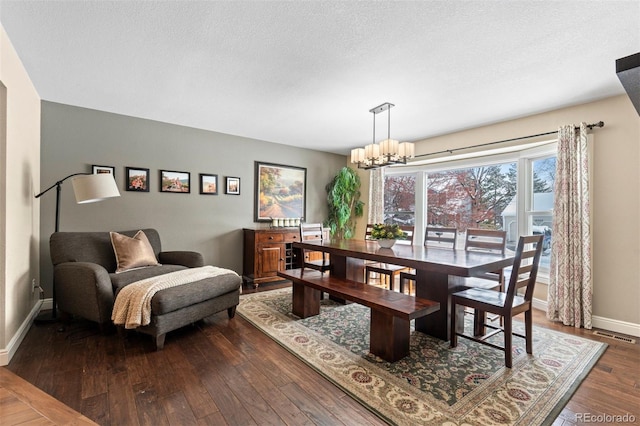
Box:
[1, 1, 638, 155]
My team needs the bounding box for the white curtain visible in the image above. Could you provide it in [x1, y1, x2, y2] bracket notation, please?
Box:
[368, 168, 384, 224]
[547, 123, 592, 329]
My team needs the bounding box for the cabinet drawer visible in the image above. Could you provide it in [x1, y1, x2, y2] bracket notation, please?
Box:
[284, 232, 300, 242]
[257, 232, 284, 243]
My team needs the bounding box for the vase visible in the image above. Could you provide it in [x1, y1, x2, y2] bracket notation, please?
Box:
[377, 239, 396, 248]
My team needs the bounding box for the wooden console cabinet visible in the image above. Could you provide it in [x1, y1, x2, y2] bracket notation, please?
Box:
[243, 228, 301, 288]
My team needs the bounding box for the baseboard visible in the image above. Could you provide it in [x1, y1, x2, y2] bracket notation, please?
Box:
[592, 316, 640, 338]
[40, 297, 53, 310]
[0, 300, 43, 366]
[532, 297, 640, 338]
[532, 297, 548, 313]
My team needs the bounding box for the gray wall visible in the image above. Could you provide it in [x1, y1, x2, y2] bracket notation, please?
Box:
[39, 101, 346, 295]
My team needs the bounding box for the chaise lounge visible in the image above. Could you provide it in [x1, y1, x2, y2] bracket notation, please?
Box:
[49, 228, 242, 349]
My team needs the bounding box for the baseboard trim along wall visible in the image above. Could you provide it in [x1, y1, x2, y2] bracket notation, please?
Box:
[533, 298, 640, 338]
[0, 300, 43, 366]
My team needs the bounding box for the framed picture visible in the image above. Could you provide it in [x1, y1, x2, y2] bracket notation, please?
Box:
[199, 173, 218, 195]
[125, 167, 149, 192]
[254, 161, 306, 222]
[225, 177, 241, 195]
[160, 170, 190, 193]
[92, 165, 115, 175]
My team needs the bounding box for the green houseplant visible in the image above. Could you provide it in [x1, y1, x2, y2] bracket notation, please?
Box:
[325, 167, 364, 239]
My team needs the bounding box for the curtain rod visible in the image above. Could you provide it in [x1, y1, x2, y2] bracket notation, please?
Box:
[413, 121, 604, 159]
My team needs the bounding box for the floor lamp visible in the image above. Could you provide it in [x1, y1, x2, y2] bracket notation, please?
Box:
[34, 173, 120, 324]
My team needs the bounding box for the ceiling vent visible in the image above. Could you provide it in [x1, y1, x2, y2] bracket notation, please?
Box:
[616, 52, 640, 116]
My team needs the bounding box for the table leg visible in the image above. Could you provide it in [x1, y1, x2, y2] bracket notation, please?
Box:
[331, 254, 365, 282]
[414, 270, 465, 341]
[474, 309, 487, 336]
[370, 309, 410, 362]
[292, 281, 320, 318]
[328, 254, 364, 304]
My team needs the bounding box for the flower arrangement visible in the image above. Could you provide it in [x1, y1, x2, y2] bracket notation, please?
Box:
[370, 223, 407, 240]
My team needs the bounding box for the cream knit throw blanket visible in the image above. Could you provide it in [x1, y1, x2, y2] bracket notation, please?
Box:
[112, 266, 238, 329]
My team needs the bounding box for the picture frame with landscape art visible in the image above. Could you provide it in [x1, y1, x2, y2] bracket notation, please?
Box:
[255, 161, 306, 222]
[125, 167, 149, 192]
[160, 170, 190, 193]
[199, 173, 218, 195]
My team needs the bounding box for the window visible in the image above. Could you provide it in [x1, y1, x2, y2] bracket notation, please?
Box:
[526, 155, 556, 276]
[383, 173, 416, 225]
[426, 162, 516, 231]
[384, 142, 557, 281]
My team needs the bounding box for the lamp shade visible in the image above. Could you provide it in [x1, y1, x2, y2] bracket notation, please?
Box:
[71, 174, 120, 204]
[379, 138, 399, 156]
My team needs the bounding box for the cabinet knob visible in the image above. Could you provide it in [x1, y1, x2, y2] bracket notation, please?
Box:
[268, 236, 274, 240]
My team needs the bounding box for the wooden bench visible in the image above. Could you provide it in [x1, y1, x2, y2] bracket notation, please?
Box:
[277, 268, 440, 362]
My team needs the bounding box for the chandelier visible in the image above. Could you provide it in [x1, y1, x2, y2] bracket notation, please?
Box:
[350, 102, 415, 169]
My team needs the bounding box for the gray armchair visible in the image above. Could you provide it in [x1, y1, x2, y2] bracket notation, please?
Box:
[49, 229, 241, 349]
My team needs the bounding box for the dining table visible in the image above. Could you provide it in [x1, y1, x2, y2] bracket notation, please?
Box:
[292, 238, 515, 341]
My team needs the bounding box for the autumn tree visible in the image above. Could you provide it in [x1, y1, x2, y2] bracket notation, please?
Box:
[384, 174, 415, 224]
[427, 165, 516, 231]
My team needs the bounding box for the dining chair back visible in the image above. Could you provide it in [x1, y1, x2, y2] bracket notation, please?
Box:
[365, 223, 375, 240]
[399, 226, 458, 294]
[397, 225, 415, 245]
[365, 225, 415, 290]
[450, 234, 544, 368]
[425, 226, 458, 249]
[462, 228, 508, 326]
[299, 223, 330, 273]
[463, 228, 507, 287]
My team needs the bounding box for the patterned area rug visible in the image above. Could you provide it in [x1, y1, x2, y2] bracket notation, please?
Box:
[237, 288, 607, 426]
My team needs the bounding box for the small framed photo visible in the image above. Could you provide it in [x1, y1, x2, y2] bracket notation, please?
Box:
[125, 167, 149, 192]
[199, 173, 218, 195]
[225, 177, 240, 195]
[92, 165, 115, 175]
[160, 170, 190, 193]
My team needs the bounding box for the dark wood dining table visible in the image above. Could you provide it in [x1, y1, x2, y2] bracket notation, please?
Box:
[293, 239, 515, 341]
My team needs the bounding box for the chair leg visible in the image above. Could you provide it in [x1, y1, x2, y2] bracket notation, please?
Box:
[365, 269, 371, 284]
[450, 299, 458, 347]
[399, 276, 405, 293]
[379, 272, 389, 289]
[473, 309, 485, 336]
[156, 333, 166, 351]
[504, 316, 513, 368]
[525, 309, 533, 354]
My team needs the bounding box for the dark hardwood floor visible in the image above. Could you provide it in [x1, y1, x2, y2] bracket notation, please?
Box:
[5, 281, 640, 425]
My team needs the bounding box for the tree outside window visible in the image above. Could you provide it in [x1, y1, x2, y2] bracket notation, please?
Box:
[426, 163, 516, 232]
[384, 174, 415, 225]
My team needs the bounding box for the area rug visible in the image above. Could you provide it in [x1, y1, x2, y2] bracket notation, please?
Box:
[237, 288, 607, 426]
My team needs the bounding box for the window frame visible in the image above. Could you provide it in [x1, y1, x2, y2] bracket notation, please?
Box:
[385, 140, 557, 282]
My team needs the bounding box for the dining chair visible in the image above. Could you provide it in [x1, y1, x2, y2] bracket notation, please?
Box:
[299, 223, 330, 273]
[399, 226, 458, 294]
[365, 225, 414, 291]
[450, 234, 544, 368]
[461, 228, 508, 327]
[365, 223, 375, 240]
